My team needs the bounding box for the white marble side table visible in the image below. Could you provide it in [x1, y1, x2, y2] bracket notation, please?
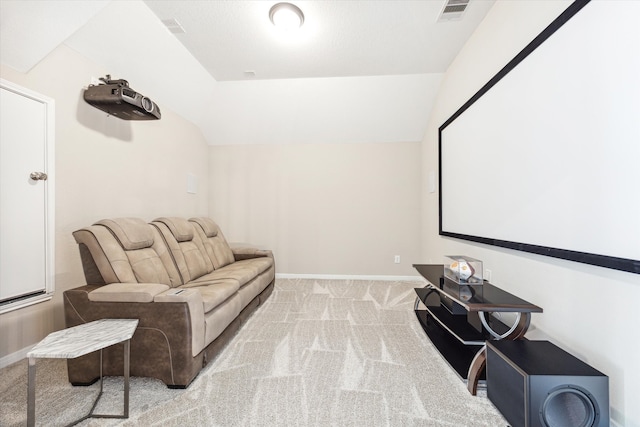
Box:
[26, 318, 139, 427]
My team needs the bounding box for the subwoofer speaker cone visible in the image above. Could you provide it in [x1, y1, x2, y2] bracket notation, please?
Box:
[541, 386, 597, 427]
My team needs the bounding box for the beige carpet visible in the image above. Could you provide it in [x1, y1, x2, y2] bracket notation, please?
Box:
[0, 278, 507, 426]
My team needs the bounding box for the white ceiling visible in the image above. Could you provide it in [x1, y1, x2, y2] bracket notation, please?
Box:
[0, 0, 497, 145]
[143, 0, 496, 81]
[0, 0, 110, 73]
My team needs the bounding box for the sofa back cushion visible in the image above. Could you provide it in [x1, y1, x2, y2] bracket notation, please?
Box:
[73, 218, 172, 285]
[152, 217, 214, 285]
[97, 218, 154, 249]
[189, 217, 236, 269]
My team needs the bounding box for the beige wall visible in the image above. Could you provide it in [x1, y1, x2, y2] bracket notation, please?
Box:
[209, 142, 422, 276]
[0, 45, 209, 362]
[421, 2, 640, 426]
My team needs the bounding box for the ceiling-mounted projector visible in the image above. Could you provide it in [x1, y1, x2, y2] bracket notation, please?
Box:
[83, 75, 161, 120]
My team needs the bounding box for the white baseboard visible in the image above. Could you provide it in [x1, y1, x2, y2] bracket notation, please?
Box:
[276, 273, 423, 282]
[0, 345, 32, 369]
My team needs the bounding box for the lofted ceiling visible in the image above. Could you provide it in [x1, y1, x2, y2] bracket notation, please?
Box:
[1, 0, 495, 82]
[0, 0, 497, 145]
[143, 0, 496, 81]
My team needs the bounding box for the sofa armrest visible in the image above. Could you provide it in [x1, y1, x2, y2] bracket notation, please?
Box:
[155, 288, 205, 357]
[231, 246, 274, 261]
[64, 284, 206, 386]
[88, 283, 170, 303]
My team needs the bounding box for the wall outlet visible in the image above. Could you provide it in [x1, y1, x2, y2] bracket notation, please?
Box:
[394, 255, 401, 264]
[484, 269, 492, 282]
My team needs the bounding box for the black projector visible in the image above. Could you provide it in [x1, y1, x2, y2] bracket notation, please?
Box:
[83, 75, 161, 120]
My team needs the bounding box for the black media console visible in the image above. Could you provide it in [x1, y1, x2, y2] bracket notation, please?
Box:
[413, 264, 543, 395]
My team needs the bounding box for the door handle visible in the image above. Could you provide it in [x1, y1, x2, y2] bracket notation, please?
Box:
[29, 172, 48, 181]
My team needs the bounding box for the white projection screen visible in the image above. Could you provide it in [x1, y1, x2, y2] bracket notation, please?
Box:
[439, 0, 640, 274]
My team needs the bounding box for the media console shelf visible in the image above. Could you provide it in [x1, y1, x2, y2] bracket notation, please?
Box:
[413, 264, 542, 395]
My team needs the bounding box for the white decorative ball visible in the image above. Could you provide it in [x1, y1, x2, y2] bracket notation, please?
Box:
[451, 260, 475, 281]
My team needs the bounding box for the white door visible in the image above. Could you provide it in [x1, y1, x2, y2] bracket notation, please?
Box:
[0, 79, 55, 313]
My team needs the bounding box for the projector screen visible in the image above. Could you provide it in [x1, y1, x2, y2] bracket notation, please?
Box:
[439, 0, 640, 274]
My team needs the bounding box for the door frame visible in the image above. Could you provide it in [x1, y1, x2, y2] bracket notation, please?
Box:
[0, 78, 55, 314]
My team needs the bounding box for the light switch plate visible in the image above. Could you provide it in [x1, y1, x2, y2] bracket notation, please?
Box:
[428, 170, 436, 193]
[187, 173, 197, 194]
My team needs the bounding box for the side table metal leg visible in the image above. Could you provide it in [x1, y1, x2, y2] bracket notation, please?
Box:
[467, 346, 487, 396]
[27, 357, 36, 427]
[124, 339, 130, 417]
[99, 347, 103, 396]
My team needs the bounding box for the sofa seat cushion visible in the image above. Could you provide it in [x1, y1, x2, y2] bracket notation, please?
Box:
[191, 279, 240, 313]
[231, 257, 274, 278]
[204, 294, 241, 346]
[88, 282, 170, 303]
[236, 266, 275, 308]
[188, 257, 273, 288]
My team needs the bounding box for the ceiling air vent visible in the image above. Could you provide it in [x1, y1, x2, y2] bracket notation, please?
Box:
[438, 0, 470, 22]
[162, 18, 186, 34]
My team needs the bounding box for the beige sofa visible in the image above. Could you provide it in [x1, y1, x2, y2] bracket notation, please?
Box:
[63, 216, 275, 388]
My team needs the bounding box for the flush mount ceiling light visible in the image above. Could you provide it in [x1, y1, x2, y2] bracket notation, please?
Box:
[269, 2, 304, 30]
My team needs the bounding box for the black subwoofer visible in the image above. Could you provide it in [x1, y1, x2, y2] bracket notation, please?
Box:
[486, 340, 609, 427]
